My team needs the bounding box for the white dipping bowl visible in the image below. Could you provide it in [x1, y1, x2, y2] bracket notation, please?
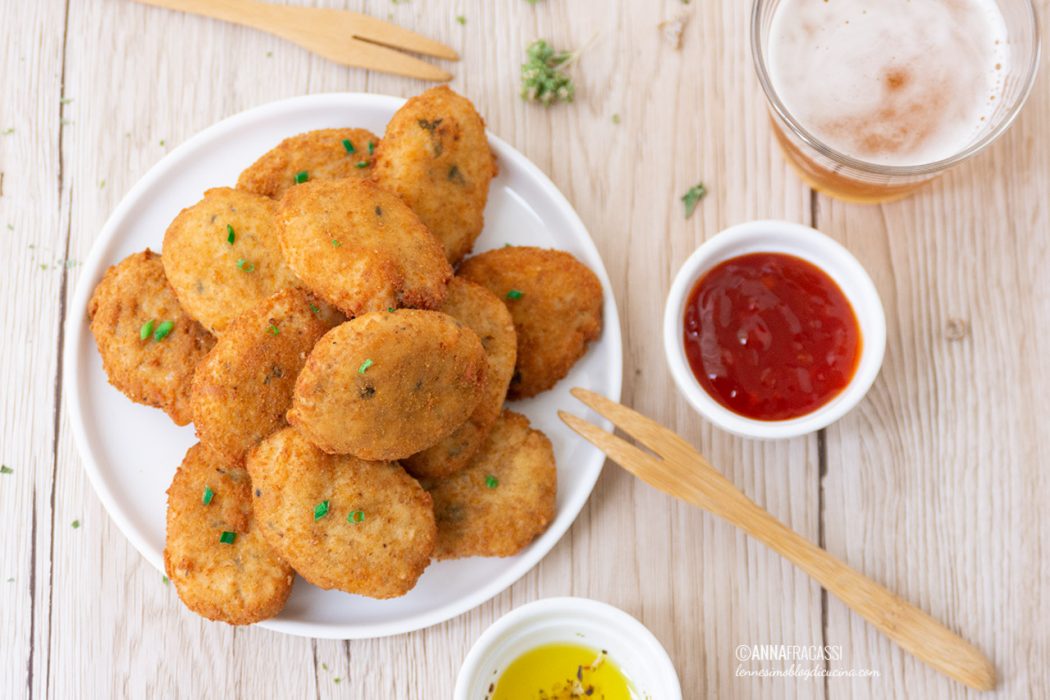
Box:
[454, 597, 681, 700]
[663, 220, 886, 439]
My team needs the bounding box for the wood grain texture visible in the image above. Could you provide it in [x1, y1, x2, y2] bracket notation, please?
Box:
[0, 0, 1045, 698]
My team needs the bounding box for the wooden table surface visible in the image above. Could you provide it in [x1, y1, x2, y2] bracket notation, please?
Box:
[3, 0, 1048, 698]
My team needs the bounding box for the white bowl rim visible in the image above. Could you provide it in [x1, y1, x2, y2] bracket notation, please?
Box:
[454, 596, 682, 700]
[662, 219, 886, 439]
[62, 92, 624, 639]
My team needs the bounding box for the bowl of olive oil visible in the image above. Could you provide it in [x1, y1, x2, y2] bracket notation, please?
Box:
[455, 597, 681, 700]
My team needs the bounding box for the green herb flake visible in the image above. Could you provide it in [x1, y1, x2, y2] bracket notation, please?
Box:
[331, 239, 342, 247]
[355, 160, 370, 169]
[333, 678, 342, 685]
[485, 474, 499, 489]
[309, 303, 321, 315]
[295, 170, 309, 184]
[348, 510, 365, 523]
[162, 575, 169, 585]
[456, 14, 466, 25]
[506, 289, 524, 300]
[321, 663, 329, 672]
[153, 320, 175, 341]
[387, 307, 396, 313]
[612, 113, 621, 124]
[71, 519, 81, 529]
[358, 358, 374, 374]
[0, 465, 12, 475]
[202, 486, 214, 505]
[521, 39, 579, 106]
[314, 500, 330, 521]
[367, 140, 375, 155]
[342, 138, 356, 154]
[268, 324, 280, 336]
[159, 139, 166, 147]
[236, 258, 255, 272]
[681, 183, 707, 219]
[226, 224, 235, 245]
[139, 319, 156, 341]
[99, 179, 106, 189]
[219, 531, 236, 545]
[1, 128, 14, 136]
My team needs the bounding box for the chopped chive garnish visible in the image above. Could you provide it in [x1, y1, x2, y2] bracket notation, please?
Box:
[219, 531, 236, 544]
[236, 258, 255, 272]
[309, 303, 321, 315]
[268, 324, 280, 335]
[342, 138, 355, 154]
[226, 224, 235, 244]
[387, 307, 395, 313]
[153, 320, 175, 341]
[485, 474, 499, 489]
[295, 170, 309, 184]
[681, 183, 707, 219]
[0, 465, 12, 475]
[367, 141, 375, 155]
[358, 358, 374, 374]
[162, 575, 169, 585]
[506, 289, 524, 300]
[202, 486, 214, 505]
[331, 239, 342, 247]
[348, 510, 365, 523]
[139, 319, 155, 340]
[355, 160, 369, 169]
[314, 500, 330, 521]
[71, 519, 81, 529]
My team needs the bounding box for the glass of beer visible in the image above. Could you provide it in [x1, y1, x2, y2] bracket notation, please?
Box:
[751, 0, 1040, 203]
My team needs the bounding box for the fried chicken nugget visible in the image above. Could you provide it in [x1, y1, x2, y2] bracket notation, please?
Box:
[277, 178, 452, 316]
[427, 410, 557, 559]
[459, 246, 603, 399]
[236, 128, 380, 199]
[88, 250, 215, 425]
[373, 86, 497, 265]
[246, 427, 436, 597]
[402, 279, 516, 479]
[162, 187, 298, 334]
[190, 287, 344, 463]
[165, 443, 294, 625]
[288, 309, 487, 460]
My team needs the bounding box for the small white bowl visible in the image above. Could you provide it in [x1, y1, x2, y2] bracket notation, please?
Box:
[662, 220, 886, 439]
[454, 597, 681, 700]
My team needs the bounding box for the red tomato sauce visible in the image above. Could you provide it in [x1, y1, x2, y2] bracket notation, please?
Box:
[683, 252, 861, 421]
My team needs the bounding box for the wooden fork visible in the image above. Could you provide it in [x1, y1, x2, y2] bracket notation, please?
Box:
[559, 388, 996, 692]
[131, 0, 458, 81]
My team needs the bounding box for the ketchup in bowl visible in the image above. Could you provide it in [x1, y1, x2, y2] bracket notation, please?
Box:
[682, 252, 861, 421]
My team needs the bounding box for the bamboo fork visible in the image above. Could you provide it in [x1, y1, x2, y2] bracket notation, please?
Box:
[559, 387, 996, 692]
[131, 0, 458, 81]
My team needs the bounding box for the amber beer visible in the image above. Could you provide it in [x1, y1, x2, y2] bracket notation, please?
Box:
[751, 0, 1039, 203]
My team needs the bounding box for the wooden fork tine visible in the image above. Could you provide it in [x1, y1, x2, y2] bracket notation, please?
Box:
[558, 411, 663, 472]
[569, 387, 698, 460]
[348, 12, 460, 61]
[342, 38, 452, 82]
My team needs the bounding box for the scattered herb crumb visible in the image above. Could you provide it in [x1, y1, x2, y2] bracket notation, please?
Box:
[162, 575, 169, 585]
[202, 486, 214, 505]
[367, 140, 375, 155]
[681, 183, 707, 219]
[0, 465, 12, 475]
[159, 139, 166, 147]
[236, 258, 255, 272]
[268, 324, 280, 335]
[153, 320, 175, 341]
[266, 51, 273, 58]
[219, 531, 236, 544]
[295, 170, 309, 184]
[140, 319, 155, 341]
[355, 160, 369, 169]
[342, 138, 356, 154]
[358, 358, 374, 374]
[387, 307, 396, 313]
[506, 289, 524, 300]
[99, 179, 106, 189]
[456, 14, 466, 25]
[309, 304, 321, 315]
[2, 128, 14, 136]
[348, 510, 365, 523]
[333, 678, 342, 685]
[485, 474, 499, 489]
[521, 39, 579, 106]
[331, 239, 342, 247]
[61, 97, 73, 105]
[611, 113, 621, 124]
[314, 500, 330, 521]
[71, 519, 81, 529]
[227, 224, 235, 244]
[321, 663, 329, 671]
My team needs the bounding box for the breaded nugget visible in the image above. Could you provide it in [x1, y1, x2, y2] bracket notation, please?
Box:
[288, 309, 486, 460]
[402, 279, 516, 479]
[165, 443, 294, 625]
[246, 427, 435, 597]
[162, 187, 298, 334]
[190, 287, 344, 463]
[427, 410, 557, 559]
[236, 128, 380, 199]
[373, 86, 497, 265]
[277, 178, 451, 316]
[459, 246, 603, 399]
[88, 250, 215, 425]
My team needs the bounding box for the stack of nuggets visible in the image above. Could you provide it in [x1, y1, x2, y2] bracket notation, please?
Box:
[87, 87, 605, 626]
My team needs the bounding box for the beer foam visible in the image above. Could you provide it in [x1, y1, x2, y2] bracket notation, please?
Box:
[768, 0, 1009, 166]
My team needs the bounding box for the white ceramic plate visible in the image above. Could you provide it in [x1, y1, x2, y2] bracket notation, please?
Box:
[64, 93, 622, 639]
